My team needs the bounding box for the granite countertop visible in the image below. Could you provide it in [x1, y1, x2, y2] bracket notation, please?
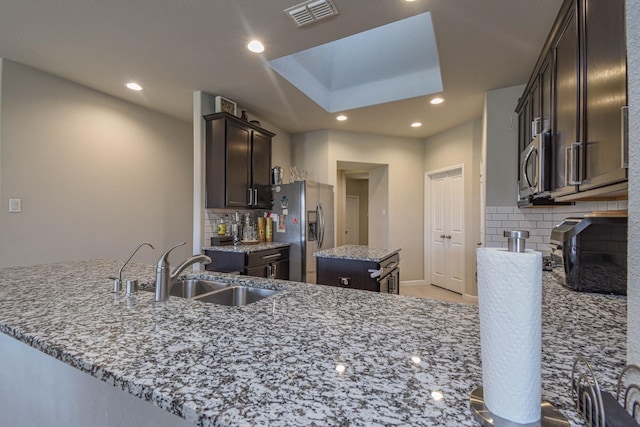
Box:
[202, 242, 290, 253]
[0, 260, 627, 426]
[313, 245, 401, 262]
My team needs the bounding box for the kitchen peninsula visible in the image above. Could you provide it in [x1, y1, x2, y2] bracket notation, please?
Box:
[0, 260, 626, 426]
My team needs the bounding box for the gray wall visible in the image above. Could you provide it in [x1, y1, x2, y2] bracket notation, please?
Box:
[627, 0, 639, 366]
[0, 59, 193, 267]
[424, 119, 483, 296]
[484, 85, 524, 207]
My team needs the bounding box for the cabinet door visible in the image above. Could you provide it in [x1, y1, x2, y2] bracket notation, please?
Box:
[272, 259, 290, 280]
[225, 121, 251, 207]
[245, 264, 268, 278]
[551, 1, 580, 198]
[251, 130, 272, 209]
[579, 0, 627, 191]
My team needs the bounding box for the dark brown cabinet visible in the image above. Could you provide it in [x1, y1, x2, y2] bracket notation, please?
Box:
[316, 252, 400, 294]
[204, 112, 274, 209]
[516, 0, 628, 203]
[579, 0, 628, 194]
[551, 1, 580, 197]
[204, 247, 290, 280]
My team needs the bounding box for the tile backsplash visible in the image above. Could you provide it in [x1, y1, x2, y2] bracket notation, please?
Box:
[485, 200, 628, 254]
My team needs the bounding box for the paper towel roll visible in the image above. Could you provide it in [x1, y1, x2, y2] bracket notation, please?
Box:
[477, 247, 542, 423]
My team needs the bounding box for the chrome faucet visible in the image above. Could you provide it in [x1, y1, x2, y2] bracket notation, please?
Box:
[155, 242, 211, 302]
[113, 242, 154, 292]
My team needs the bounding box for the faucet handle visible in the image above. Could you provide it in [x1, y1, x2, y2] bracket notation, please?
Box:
[157, 241, 187, 268]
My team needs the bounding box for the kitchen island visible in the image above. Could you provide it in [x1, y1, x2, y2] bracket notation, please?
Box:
[315, 245, 401, 293]
[0, 260, 627, 426]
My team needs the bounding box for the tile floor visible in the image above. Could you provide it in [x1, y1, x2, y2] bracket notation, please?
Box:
[400, 283, 478, 305]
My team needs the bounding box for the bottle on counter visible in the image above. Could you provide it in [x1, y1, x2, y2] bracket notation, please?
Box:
[265, 217, 273, 242]
[217, 217, 227, 236]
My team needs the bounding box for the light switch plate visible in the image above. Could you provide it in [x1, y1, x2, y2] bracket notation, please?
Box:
[9, 198, 21, 213]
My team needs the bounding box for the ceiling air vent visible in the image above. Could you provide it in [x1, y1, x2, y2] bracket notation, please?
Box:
[284, 0, 339, 28]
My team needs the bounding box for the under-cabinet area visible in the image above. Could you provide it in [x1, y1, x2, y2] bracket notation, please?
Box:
[516, 0, 628, 206]
[204, 243, 290, 280]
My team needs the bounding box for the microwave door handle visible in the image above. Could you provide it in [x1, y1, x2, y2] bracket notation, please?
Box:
[523, 145, 537, 191]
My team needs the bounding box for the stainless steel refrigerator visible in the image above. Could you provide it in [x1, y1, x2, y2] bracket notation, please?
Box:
[272, 180, 334, 283]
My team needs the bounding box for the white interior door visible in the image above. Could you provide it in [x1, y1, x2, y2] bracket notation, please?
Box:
[428, 167, 465, 294]
[345, 196, 360, 244]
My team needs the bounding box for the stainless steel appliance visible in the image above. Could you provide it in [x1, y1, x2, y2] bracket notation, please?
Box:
[272, 181, 334, 283]
[549, 216, 627, 295]
[518, 131, 552, 206]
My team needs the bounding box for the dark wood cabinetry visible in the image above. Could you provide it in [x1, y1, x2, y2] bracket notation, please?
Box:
[205, 247, 290, 280]
[516, 0, 627, 203]
[316, 253, 400, 294]
[204, 112, 274, 209]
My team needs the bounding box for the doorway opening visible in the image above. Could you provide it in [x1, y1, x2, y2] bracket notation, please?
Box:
[424, 164, 466, 295]
[336, 161, 387, 247]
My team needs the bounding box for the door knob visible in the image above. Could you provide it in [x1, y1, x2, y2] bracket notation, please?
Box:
[440, 234, 446, 239]
[445, 235, 452, 239]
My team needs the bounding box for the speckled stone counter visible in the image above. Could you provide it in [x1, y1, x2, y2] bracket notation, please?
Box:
[0, 260, 626, 426]
[313, 245, 401, 262]
[202, 242, 290, 253]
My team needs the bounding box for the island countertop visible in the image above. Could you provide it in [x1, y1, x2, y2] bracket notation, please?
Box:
[313, 245, 401, 262]
[0, 260, 626, 426]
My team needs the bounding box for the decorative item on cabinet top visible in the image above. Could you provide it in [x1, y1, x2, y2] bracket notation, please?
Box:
[214, 96, 237, 116]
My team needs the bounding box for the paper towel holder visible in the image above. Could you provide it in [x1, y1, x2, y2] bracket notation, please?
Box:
[470, 387, 569, 426]
[504, 230, 529, 252]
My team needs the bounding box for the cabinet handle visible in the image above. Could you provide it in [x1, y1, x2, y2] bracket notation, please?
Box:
[261, 253, 282, 260]
[247, 188, 253, 206]
[253, 188, 258, 206]
[622, 106, 629, 169]
[272, 263, 277, 279]
[566, 142, 582, 186]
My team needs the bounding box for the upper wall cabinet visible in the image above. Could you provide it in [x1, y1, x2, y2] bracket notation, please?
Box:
[517, 0, 628, 203]
[204, 112, 274, 209]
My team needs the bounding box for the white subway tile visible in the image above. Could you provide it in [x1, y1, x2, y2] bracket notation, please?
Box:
[486, 207, 497, 214]
[492, 214, 509, 220]
[519, 221, 535, 229]
[618, 200, 628, 209]
[525, 213, 544, 221]
[503, 221, 520, 227]
[530, 228, 551, 236]
[497, 207, 514, 214]
[509, 213, 526, 220]
[486, 221, 503, 228]
[536, 221, 553, 228]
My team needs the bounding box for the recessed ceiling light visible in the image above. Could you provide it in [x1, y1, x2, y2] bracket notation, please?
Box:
[430, 97, 444, 105]
[411, 122, 422, 128]
[336, 115, 348, 121]
[247, 40, 265, 53]
[125, 82, 142, 91]
[404, 0, 417, 2]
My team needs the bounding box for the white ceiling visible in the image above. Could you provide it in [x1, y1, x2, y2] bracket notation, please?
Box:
[0, 0, 563, 138]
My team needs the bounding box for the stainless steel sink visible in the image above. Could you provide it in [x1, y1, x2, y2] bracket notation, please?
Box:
[195, 286, 280, 306]
[143, 278, 229, 298]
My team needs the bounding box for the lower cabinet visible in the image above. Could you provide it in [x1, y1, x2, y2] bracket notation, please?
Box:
[204, 247, 290, 280]
[316, 253, 400, 294]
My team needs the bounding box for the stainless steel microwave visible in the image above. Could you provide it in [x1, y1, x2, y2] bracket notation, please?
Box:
[518, 131, 551, 204]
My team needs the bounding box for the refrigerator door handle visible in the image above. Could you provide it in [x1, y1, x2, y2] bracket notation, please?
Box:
[317, 202, 325, 248]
